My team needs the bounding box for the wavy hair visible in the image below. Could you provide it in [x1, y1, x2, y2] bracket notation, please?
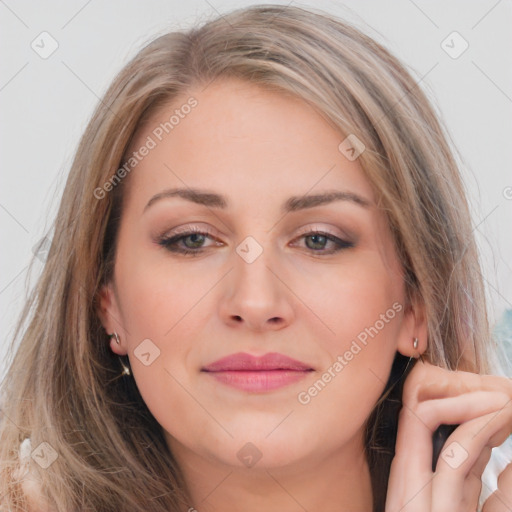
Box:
[0, 4, 496, 511]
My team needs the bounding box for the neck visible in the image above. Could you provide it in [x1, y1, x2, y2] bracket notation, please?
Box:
[167, 429, 373, 512]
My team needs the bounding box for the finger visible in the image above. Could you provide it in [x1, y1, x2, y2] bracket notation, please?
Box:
[386, 398, 435, 512]
[482, 461, 512, 512]
[464, 445, 492, 507]
[413, 391, 511, 431]
[435, 444, 494, 511]
[388, 392, 511, 512]
[431, 412, 500, 511]
[403, 362, 512, 404]
[386, 447, 433, 512]
[432, 403, 512, 512]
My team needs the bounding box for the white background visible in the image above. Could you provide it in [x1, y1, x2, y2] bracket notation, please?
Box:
[1, 0, 511, 380]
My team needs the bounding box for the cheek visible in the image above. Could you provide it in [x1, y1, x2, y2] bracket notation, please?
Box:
[114, 241, 217, 339]
[297, 251, 402, 355]
[112, 246, 218, 421]
[114, 263, 199, 438]
[294, 252, 402, 413]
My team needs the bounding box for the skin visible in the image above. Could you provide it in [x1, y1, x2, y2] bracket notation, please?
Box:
[386, 361, 512, 512]
[98, 77, 512, 511]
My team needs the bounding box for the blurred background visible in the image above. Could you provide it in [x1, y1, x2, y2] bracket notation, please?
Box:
[1, 0, 511, 379]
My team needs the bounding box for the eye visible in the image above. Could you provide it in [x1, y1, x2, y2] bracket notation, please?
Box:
[157, 226, 354, 257]
[157, 226, 220, 256]
[290, 230, 354, 254]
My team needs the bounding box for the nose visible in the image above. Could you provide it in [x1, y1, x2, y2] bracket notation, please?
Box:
[218, 241, 295, 332]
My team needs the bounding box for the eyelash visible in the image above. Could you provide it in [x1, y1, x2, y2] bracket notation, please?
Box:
[157, 226, 354, 256]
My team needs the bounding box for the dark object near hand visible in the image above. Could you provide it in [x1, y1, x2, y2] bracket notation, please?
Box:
[396, 355, 460, 472]
[432, 423, 459, 471]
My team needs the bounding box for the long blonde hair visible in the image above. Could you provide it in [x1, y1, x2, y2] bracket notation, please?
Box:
[0, 4, 496, 511]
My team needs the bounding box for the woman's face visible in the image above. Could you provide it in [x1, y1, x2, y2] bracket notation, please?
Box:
[100, 77, 423, 471]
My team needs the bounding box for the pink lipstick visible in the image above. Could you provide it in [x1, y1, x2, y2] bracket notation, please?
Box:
[201, 352, 313, 392]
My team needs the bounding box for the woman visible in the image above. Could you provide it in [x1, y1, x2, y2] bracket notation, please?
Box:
[1, 4, 511, 511]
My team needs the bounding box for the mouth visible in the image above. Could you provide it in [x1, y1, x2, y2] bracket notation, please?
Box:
[201, 352, 314, 392]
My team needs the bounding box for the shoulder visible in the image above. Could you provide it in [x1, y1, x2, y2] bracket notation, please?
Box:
[16, 438, 54, 512]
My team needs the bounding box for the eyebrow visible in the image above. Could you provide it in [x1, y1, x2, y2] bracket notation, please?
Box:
[143, 187, 372, 214]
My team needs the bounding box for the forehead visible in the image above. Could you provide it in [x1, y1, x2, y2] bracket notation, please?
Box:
[124, 77, 375, 212]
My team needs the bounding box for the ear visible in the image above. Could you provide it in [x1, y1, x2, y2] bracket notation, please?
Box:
[97, 282, 127, 356]
[396, 293, 428, 359]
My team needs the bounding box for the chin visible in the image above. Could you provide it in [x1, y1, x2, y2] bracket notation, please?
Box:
[227, 428, 314, 468]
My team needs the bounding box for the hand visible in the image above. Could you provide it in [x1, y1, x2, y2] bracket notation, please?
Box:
[385, 360, 512, 512]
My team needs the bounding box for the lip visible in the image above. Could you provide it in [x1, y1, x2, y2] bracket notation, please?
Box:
[201, 352, 314, 392]
[202, 352, 313, 372]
